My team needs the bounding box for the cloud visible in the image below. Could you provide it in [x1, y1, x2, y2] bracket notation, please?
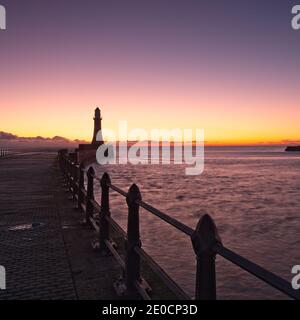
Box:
[0, 131, 87, 144]
[0, 131, 18, 140]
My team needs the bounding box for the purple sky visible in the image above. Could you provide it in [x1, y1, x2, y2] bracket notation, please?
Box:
[0, 0, 299, 144]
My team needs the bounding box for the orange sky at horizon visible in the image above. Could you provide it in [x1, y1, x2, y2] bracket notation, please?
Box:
[1, 1, 299, 146]
[1, 77, 299, 145]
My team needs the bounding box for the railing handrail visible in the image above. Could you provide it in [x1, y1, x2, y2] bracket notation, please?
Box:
[58, 150, 300, 300]
[106, 179, 300, 299]
[107, 181, 194, 236]
[214, 244, 300, 300]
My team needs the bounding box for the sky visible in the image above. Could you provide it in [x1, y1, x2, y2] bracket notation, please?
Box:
[0, 0, 300, 145]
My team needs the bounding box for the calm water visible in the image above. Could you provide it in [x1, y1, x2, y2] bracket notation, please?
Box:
[90, 146, 300, 299]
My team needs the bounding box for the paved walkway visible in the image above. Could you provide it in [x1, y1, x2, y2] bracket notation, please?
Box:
[0, 153, 77, 299]
[0, 152, 120, 300]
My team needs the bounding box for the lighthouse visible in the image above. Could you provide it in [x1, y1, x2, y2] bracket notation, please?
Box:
[76, 107, 105, 163]
[92, 107, 103, 145]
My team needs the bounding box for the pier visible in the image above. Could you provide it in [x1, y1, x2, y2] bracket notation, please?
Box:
[0, 152, 177, 299]
[1, 149, 298, 300]
[1, 108, 300, 300]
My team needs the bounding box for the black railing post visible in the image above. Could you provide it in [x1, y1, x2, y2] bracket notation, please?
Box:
[69, 161, 74, 194]
[66, 158, 71, 189]
[68, 159, 73, 192]
[99, 172, 111, 251]
[63, 154, 68, 181]
[61, 153, 65, 171]
[77, 163, 85, 210]
[64, 156, 68, 181]
[86, 167, 95, 224]
[125, 184, 142, 293]
[64, 157, 69, 186]
[60, 149, 68, 174]
[72, 162, 78, 199]
[191, 214, 222, 300]
[69, 159, 72, 190]
[68, 153, 77, 197]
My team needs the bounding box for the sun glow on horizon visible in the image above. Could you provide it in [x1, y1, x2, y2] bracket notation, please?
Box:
[1, 1, 299, 146]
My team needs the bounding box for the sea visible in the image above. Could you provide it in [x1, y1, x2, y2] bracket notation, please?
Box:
[90, 146, 300, 299]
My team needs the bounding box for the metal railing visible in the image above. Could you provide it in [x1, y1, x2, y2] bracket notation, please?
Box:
[0, 149, 8, 157]
[58, 149, 300, 300]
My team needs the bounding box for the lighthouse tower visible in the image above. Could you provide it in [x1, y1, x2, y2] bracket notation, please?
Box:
[92, 107, 103, 144]
[76, 107, 104, 163]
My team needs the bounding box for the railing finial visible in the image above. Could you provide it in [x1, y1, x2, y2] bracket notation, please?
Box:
[126, 183, 141, 206]
[87, 166, 95, 177]
[101, 172, 111, 188]
[192, 214, 221, 255]
[191, 214, 222, 300]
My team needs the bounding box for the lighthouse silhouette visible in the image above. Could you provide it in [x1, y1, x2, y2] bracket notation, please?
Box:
[92, 107, 103, 145]
[76, 107, 105, 163]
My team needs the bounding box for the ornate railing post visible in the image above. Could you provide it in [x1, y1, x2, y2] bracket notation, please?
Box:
[86, 167, 95, 224]
[72, 162, 78, 199]
[59, 152, 63, 172]
[63, 154, 68, 187]
[125, 184, 142, 293]
[191, 214, 222, 300]
[63, 157, 69, 188]
[99, 172, 111, 251]
[66, 158, 71, 189]
[58, 149, 67, 172]
[61, 153, 65, 171]
[69, 161, 74, 195]
[64, 156, 68, 182]
[68, 159, 73, 191]
[77, 163, 85, 210]
[69, 154, 75, 191]
[68, 162, 71, 184]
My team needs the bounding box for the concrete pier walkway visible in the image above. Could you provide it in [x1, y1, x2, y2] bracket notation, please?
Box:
[0, 152, 119, 300]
